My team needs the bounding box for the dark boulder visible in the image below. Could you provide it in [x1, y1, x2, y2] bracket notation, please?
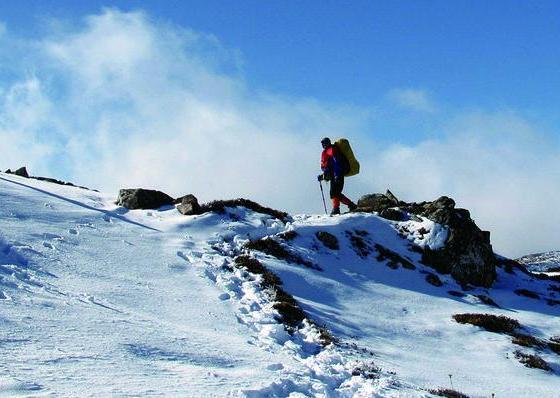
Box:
[379, 208, 407, 222]
[116, 188, 174, 210]
[406, 197, 496, 288]
[357, 191, 399, 213]
[5, 167, 29, 178]
[14, 167, 29, 178]
[176, 194, 201, 216]
[358, 191, 496, 287]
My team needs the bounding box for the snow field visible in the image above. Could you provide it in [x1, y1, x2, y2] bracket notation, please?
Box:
[1, 173, 559, 397]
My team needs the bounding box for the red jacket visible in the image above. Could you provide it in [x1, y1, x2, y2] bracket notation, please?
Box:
[321, 145, 345, 178]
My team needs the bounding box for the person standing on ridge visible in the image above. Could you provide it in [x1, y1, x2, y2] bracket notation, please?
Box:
[318, 137, 357, 215]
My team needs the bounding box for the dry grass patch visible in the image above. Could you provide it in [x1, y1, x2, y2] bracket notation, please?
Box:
[514, 289, 540, 299]
[245, 237, 318, 269]
[316, 231, 339, 250]
[428, 388, 470, 398]
[233, 255, 332, 345]
[425, 272, 443, 287]
[277, 230, 298, 241]
[375, 244, 416, 270]
[453, 313, 520, 334]
[514, 350, 551, 371]
[200, 198, 289, 222]
[476, 294, 500, 308]
[511, 333, 545, 348]
[345, 230, 373, 258]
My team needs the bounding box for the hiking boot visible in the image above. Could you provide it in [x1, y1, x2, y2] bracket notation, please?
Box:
[330, 207, 341, 216]
[348, 202, 357, 212]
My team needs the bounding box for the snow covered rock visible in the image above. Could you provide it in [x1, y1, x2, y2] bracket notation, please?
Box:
[357, 192, 496, 287]
[116, 188, 174, 210]
[411, 197, 496, 287]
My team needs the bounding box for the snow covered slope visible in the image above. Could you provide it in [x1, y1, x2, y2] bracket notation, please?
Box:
[518, 251, 560, 274]
[1, 173, 559, 397]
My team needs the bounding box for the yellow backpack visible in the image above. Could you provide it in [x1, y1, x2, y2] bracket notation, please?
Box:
[335, 138, 360, 177]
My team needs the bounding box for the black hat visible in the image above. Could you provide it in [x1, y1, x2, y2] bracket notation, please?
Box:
[321, 137, 331, 146]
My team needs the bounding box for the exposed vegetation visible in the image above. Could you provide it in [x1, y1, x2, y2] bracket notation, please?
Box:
[277, 230, 298, 241]
[375, 244, 416, 270]
[316, 231, 339, 250]
[548, 341, 560, 355]
[245, 237, 318, 269]
[514, 289, 540, 299]
[476, 294, 500, 308]
[351, 361, 381, 379]
[428, 388, 470, 398]
[233, 255, 332, 345]
[514, 350, 551, 371]
[425, 272, 443, 287]
[447, 290, 466, 298]
[199, 198, 290, 222]
[511, 333, 545, 348]
[452, 313, 520, 334]
[345, 230, 373, 258]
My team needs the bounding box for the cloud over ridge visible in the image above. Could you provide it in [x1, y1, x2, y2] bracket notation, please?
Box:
[0, 8, 559, 257]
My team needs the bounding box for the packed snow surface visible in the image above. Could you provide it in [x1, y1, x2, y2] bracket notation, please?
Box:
[1, 173, 559, 397]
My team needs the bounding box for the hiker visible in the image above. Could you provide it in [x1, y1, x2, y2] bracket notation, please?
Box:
[318, 137, 357, 215]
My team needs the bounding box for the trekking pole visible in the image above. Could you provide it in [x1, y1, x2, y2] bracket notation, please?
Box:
[319, 181, 328, 215]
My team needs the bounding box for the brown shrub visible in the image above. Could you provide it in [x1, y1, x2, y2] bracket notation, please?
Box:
[547, 298, 560, 306]
[375, 244, 416, 270]
[245, 238, 317, 269]
[453, 313, 520, 334]
[426, 272, 443, 287]
[351, 362, 381, 379]
[548, 341, 560, 355]
[429, 388, 470, 398]
[511, 333, 545, 348]
[476, 294, 500, 308]
[346, 230, 373, 258]
[200, 198, 290, 222]
[514, 289, 540, 299]
[316, 231, 339, 250]
[234, 255, 281, 288]
[514, 350, 551, 371]
[233, 255, 332, 345]
[277, 230, 298, 241]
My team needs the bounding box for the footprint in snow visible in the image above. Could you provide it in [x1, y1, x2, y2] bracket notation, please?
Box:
[43, 233, 64, 241]
[266, 363, 284, 371]
[68, 229, 79, 235]
[176, 251, 190, 262]
[103, 215, 112, 223]
[218, 293, 231, 301]
[42, 242, 55, 249]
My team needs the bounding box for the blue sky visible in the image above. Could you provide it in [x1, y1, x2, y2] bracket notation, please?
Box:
[0, 2, 559, 256]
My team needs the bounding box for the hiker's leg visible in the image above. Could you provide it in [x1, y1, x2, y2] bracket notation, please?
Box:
[332, 197, 341, 209]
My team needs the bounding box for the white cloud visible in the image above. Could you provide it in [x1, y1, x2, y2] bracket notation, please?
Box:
[0, 9, 374, 215]
[361, 111, 560, 257]
[0, 9, 559, 258]
[388, 88, 437, 113]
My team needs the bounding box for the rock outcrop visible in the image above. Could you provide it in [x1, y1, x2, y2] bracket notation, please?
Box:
[176, 194, 201, 216]
[116, 189, 175, 210]
[357, 191, 496, 287]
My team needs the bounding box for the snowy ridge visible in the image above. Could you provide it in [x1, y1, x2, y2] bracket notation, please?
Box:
[517, 251, 560, 274]
[1, 173, 559, 397]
